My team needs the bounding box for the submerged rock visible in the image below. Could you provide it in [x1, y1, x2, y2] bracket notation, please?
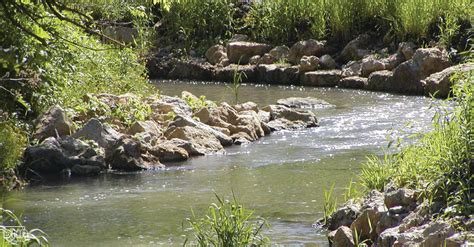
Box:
[277, 97, 331, 109]
[263, 104, 318, 130]
[34, 106, 74, 141]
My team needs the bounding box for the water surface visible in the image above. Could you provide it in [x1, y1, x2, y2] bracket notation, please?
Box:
[4, 81, 436, 246]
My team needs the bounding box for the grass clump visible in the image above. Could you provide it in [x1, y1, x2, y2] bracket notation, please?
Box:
[185, 194, 269, 247]
[0, 208, 49, 247]
[359, 68, 473, 221]
[0, 122, 27, 190]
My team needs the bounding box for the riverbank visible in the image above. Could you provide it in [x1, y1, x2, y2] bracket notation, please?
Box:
[319, 70, 473, 246]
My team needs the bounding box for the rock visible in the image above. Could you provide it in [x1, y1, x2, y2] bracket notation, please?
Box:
[299, 55, 320, 72]
[263, 105, 318, 128]
[213, 65, 257, 83]
[288, 39, 327, 64]
[269, 46, 290, 61]
[350, 190, 386, 241]
[342, 61, 362, 77]
[422, 63, 474, 98]
[257, 110, 271, 123]
[421, 221, 456, 247]
[128, 120, 161, 136]
[366, 70, 394, 92]
[384, 188, 417, 209]
[445, 232, 474, 247]
[376, 211, 404, 235]
[34, 106, 74, 141]
[256, 64, 299, 85]
[249, 55, 261, 65]
[381, 53, 405, 71]
[320, 54, 337, 69]
[277, 97, 331, 109]
[231, 132, 253, 145]
[338, 76, 368, 89]
[228, 34, 248, 42]
[205, 44, 228, 65]
[169, 115, 233, 146]
[266, 118, 307, 131]
[155, 95, 193, 116]
[398, 42, 416, 60]
[301, 70, 342, 87]
[193, 107, 210, 123]
[340, 34, 371, 62]
[361, 55, 386, 77]
[327, 230, 337, 245]
[227, 42, 272, 64]
[390, 47, 452, 94]
[151, 142, 189, 162]
[73, 118, 122, 149]
[259, 53, 276, 64]
[164, 126, 224, 154]
[168, 60, 214, 80]
[333, 226, 355, 247]
[326, 202, 362, 231]
[234, 101, 258, 112]
[166, 138, 205, 156]
[71, 164, 102, 176]
[22, 136, 106, 176]
[106, 137, 163, 171]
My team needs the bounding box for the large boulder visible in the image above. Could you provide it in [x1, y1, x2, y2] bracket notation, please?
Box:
[301, 70, 342, 87]
[205, 44, 228, 65]
[151, 142, 189, 162]
[226, 42, 272, 64]
[213, 65, 257, 83]
[366, 70, 394, 92]
[256, 64, 299, 85]
[164, 126, 224, 154]
[23, 136, 106, 176]
[34, 106, 74, 141]
[263, 104, 319, 130]
[73, 118, 122, 149]
[277, 97, 331, 109]
[105, 137, 163, 171]
[422, 63, 474, 98]
[326, 202, 362, 231]
[338, 76, 367, 89]
[268, 45, 290, 61]
[127, 120, 161, 136]
[390, 47, 452, 94]
[320, 54, 337, 69]
[361, 55, 386, 77]
[151, 95, 193, 116]
[384, 188, 417, 210]
[168, 115, 233, 146]
[398, 42, 416, 60]
[299, 55, 320, 72]
[340, 34, 371, 62]
[168, 60, 214, 80]
[258, 53, 276, 65]
[288, 39, 327, 64]
[342, 61, 362, 77]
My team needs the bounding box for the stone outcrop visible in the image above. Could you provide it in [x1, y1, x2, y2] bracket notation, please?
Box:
[105, 137, 164, 171]
[256, 64, 299, 85]
[168, 60, 214, 80]
[23, 136, 106, 176]
[73, 118, 122, 149]
[301, 70, 342, 87]
[226, 42, 272, 64]
[338, 76, 367, 89]
[34, 106, 74, 141]
[288, 39, 327, 64]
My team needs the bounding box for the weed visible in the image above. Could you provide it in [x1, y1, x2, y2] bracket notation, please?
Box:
[0, 208, 49, 246]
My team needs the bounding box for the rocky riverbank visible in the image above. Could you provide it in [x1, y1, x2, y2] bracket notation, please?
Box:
[147, 34, 473, 98]
[20, 92, 327, 179]
[319, 188, 473, 246]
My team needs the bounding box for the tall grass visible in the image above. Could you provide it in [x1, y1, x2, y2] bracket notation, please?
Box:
[0, 208, 49, 246]
[185, 194, 269, 246]
[158, 0, 472, 48]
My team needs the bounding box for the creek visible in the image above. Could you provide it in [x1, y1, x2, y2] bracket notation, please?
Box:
[4, 81, 436, 246]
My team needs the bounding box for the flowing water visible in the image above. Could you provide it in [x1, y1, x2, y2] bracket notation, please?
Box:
[3, 81, 437, 246]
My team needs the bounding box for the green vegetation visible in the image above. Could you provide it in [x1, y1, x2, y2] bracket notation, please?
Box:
[359, 68, 473, 223]
[0, 208, 49, 246]
[0, 123, 27, 190]
[158, 0, 472, 51]
[185, 194, 269, 246]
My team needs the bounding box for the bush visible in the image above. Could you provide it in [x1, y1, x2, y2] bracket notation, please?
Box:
[185, 194, 269, 247]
